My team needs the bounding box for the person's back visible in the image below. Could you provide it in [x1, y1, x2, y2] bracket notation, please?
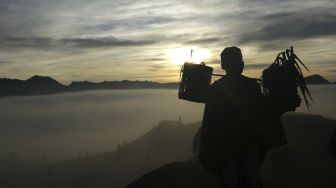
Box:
[199, 74, 263, 173]
[199, 46, 286, 188]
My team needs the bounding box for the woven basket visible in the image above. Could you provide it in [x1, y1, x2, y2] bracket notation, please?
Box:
[178, 62, 213, 103]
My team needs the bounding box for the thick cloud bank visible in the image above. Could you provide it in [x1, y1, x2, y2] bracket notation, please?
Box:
[0, 89, 203, 160]
[0, 86, 334, 161]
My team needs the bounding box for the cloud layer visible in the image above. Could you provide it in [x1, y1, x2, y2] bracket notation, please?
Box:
[0, 89, 204, 160]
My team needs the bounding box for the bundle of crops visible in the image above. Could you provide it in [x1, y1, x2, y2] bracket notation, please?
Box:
[262, 47, 312, 111]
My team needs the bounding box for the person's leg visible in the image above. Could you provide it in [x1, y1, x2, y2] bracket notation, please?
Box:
[221, 158, 240, 188]
[242, 146, 261, 188]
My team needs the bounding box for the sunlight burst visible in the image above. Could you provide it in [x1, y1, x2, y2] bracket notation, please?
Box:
[167, 47, 210, 65]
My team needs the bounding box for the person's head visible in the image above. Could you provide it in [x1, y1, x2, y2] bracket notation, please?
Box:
[220, 46, 244, 75]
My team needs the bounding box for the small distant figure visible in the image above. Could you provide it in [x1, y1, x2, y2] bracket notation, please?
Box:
[199, 47, 288, 188]
[118, 142, 121, 150]
[179, 116, 183, 125]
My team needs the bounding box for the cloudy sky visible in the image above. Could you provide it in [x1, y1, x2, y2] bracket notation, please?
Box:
[0, 0, 335, 84]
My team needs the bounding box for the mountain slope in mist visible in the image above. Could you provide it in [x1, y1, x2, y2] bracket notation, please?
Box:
[1, 114, 336, 188]
[0, 120, 199, 188]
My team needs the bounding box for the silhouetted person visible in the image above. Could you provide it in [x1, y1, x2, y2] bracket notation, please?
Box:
[199, 46, 287, 188]
[179, 115, 183, 125]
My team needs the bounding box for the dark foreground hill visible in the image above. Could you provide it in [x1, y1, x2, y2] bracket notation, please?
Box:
[128, 114, 336, 188]
[127, 161, 220, 188]
[0, 114, 335, 188]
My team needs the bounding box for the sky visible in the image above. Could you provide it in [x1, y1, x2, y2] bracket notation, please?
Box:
[0, 0, 335, 84]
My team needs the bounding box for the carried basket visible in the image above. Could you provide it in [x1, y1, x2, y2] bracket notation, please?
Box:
[178, 62, 213, 103]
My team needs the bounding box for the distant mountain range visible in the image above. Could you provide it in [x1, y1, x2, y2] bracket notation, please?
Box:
[304, 74, 332, 85]
[0, 75, 179, 97]
[0, 74, 333, 97]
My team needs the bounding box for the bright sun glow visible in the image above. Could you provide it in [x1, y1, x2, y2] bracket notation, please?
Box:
[167, 47, 210, 65]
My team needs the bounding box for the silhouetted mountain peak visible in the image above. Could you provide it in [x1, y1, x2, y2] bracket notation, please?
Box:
[0, 75, 67, 97]
[28, 75, 48, 80]
[304, 74, 330, 85]
[26, 75, 63, 86]
[69, 81, 94, 88]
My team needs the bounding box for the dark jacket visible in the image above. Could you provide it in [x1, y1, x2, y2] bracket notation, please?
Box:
[199, 75, 286, 173]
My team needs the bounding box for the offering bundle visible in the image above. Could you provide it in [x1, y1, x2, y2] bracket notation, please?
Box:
[262, 47, 312, 111]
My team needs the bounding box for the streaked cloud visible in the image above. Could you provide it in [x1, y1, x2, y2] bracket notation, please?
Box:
[184, 37, 227, 45]
[0, 0, 335, 82]
[0, 36, 157, 49]
[238, 7, 336, 45]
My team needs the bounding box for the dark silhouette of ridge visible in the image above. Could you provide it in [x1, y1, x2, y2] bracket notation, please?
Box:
[25, 75, 67, 93]
[304, 74, 331, 85]
[0, 74, 330, 98]
[0, 75, 66, 96]
[0, 75, 179, 97]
